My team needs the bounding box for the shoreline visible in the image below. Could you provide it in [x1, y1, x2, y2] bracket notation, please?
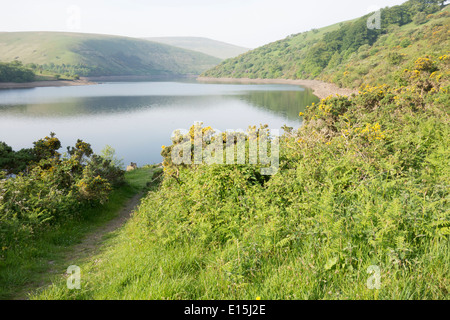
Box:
[0, 79, 97, 89]
[84, 74, 197, 82]
[0, 76, 358, 99]
[197, 77, 358, 99]
[0, 75, 196, 89]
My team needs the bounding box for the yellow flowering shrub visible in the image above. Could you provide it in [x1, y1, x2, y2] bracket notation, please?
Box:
[344, 122, 386, 142]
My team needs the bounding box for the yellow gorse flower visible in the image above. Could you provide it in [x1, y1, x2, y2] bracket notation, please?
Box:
[342, 122, 386, 142]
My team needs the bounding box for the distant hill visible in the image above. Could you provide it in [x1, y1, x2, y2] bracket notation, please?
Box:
[143, 37, 250, 60]
[0, 32, 221, 77]
[202, 1, 449, 88]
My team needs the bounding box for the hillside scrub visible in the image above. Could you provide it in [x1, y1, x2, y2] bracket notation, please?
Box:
[36, 53, 449, 299]
[202, 1, 449, 89]
[0, 61, 35, 83]
[0, 135, 125, 254]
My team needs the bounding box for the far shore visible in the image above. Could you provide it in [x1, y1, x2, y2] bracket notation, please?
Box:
[0, 75, 198, 89]
[197, 77, 358, 99]
[0, 78, 97, 89]
[1, 76, 358, 99]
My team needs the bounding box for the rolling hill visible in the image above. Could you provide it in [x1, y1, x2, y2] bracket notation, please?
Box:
[0, 32, 221, 77]
[143, 36, 250, 60]
[202, 1, 449, 89]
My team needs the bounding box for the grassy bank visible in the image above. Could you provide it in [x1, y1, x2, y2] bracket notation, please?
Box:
[32, 54, 449, 300]
[0, 167, 156, 300]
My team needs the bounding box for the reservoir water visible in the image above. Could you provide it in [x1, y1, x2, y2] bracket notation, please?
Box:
[0, 80, 319, 166]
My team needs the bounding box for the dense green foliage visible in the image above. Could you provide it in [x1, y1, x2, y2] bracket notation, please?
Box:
[202, 1, 449, 89]
[0, 61, 35, 82]
[0, 32, 221, 77]
[0, 142, 35, 173]
[0, 60, 84, 82]
[35, 52, 449, 299]
[0, 135, 125, 254]
[24, 62, 83, 79]
[0, 167, 155, 300]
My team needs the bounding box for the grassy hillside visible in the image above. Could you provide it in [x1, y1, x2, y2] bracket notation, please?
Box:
[202, 1, 449, 89]
[0, 32, 221, 77]
[143, 37, 250, 60]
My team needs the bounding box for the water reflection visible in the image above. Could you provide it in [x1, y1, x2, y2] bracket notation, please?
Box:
[0, 81, 316, 165]
[239, 88, 319, 120]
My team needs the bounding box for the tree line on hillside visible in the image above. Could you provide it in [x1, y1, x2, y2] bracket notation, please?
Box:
[300, 0, 446, 77]
[0, 60, 107, 82]
[202, 0, 448, 80]
[27, 62, 101, 79]
[0, 61, 35, 83]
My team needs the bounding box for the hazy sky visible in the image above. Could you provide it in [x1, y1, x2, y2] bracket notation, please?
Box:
[1, 0, 408, 48]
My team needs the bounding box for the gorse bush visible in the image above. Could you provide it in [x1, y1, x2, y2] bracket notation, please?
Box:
[0, 135, 125, 251]
[160, 123, 277, 185]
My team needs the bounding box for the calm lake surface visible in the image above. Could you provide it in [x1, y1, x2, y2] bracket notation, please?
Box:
[0, 80, 319, 166]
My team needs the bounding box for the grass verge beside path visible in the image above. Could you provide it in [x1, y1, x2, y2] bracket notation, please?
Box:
[0, 167, 157, 300]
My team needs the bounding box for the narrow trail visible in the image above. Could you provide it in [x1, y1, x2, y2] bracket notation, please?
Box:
[65, 192, 143, 264]
[15, 192, 144, 300]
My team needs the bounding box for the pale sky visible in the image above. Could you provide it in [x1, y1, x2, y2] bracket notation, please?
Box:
[1, 0, 409, 48]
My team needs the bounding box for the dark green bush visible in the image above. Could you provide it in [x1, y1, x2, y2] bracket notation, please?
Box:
[0, 135, 125, 249]
[0, 61, 35, 83]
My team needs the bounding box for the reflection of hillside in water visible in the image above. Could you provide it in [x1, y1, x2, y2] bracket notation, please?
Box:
[0, 88, 319, 121]
[238, 88, 320, 120]
[0, 95, 225, 118]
